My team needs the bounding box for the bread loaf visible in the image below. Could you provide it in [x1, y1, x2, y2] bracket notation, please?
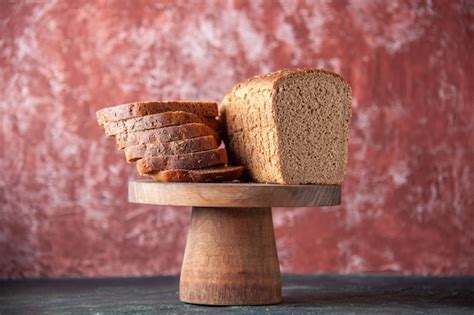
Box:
[136, 147, 228, 175]
[96, 100, 218, 126]
[115, 123, 219, 149]
[103, 111, 219, 137]
[221, 68, 352, 184]
[124, 136, 218, 162]
[150, 166, 243, 182]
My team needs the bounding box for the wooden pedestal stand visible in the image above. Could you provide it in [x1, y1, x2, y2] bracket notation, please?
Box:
[129, 181, 341, 306]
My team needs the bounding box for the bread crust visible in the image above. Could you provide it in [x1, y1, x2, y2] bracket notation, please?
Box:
[234, 68, 351, 87]
[136, 147, 228, 175]
[96, 100, 218, 125]
[150, 166, 243, 182]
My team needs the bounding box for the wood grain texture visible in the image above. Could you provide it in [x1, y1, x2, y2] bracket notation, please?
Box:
[180, 207, 281, 305]
[128, 180, 341, 208]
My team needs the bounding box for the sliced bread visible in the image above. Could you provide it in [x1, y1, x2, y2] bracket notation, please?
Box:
[124, 136, 218, 162]
[221, 68, 352, 184]
[149, 166, 244, 182]
[96, 101, 218, 126]
[103, 111, 219, 137]
[115, 123, 219, 149]
[136, 148, 228, 175]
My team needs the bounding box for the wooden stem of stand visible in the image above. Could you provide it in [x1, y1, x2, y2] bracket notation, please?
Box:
[179, 207, 281, 305]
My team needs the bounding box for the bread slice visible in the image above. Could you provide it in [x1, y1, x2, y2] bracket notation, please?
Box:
[124, 136, 218, 162]
[115, 123, 219, 149]
[149, 166, 244, 182]
[96, 101, 218, 126]
[103, 111, 219, 137]
[136, 148, 228, 175]
[221, 68, 352, 184]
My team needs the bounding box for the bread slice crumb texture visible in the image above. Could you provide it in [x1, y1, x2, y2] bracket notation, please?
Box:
[124, 136, 218, 162]
[274, 70, 351, 184]
[115, 123, 219, 149]
[136, 147, 228, 175]
[103, 111, 219, 136]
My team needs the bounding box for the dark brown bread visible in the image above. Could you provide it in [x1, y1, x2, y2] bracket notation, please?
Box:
[201, 116, 221, 132]
[136, 148, 228, 175]
[115, 123, 219, 149]
[103, 111, 219, 137]
[221, 68, 352, 184]
[149, 166, 244, 182]
[96, 101, 218, 126]
[124, 136, 218, 162]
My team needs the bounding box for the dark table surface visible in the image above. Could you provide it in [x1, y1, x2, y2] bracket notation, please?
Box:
[1, 274, 473, 314]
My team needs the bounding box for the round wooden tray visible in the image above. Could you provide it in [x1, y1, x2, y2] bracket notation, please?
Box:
[128, 180, 342, 306]
[128, 180, 341, 208]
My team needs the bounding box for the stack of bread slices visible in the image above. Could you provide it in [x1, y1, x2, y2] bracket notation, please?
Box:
[96, 101, 243, 182]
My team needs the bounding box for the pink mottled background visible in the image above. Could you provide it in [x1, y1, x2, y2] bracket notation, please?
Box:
[1, 0, 473, 278]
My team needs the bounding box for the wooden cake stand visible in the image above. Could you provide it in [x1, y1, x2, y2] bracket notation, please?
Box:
[128, 180, 341, 306]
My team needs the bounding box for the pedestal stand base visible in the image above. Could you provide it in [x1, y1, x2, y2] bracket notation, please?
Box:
[128, 180, 341, 306]
[179, 207, 281, 305]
